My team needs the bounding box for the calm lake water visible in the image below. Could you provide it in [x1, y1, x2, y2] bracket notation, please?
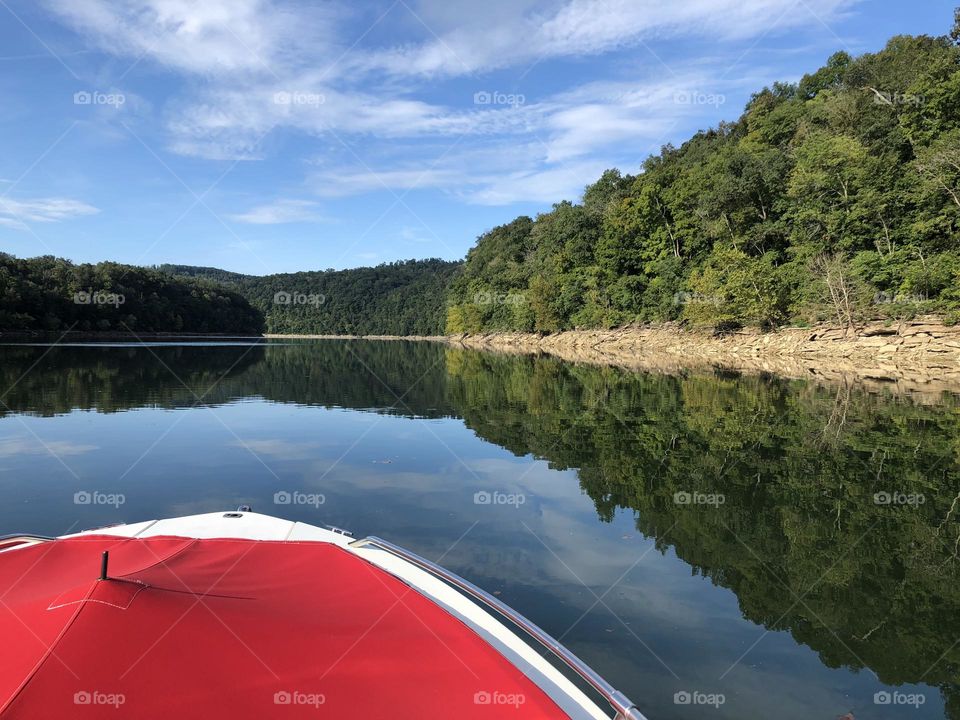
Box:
[1, 339, 958, 719]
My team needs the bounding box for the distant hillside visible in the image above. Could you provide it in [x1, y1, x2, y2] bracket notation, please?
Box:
[155, 265, 249, 285]
[0, 254, 264, 334]
[159, 259, 461, 336]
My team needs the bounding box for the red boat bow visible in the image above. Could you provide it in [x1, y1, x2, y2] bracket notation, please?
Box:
[0, 535, 573, 718]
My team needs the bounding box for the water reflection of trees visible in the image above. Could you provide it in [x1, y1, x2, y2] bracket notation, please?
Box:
[445, 349, 960, 715]
[0, 341, 453, 418]
[3, 340, 959, 712]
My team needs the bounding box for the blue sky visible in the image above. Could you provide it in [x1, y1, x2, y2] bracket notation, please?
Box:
[0, 0, 955, 275]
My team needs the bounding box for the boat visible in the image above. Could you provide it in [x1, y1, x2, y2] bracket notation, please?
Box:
[0, 509, 646, 719]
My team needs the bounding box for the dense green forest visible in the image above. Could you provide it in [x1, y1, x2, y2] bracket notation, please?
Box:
[159, 260, 460, 335]
[0, 254, 263, 334]
[448, 19, 960, 333]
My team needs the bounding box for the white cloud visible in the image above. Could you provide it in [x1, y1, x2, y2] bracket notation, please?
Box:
[465, 161, 614, 205]
[163, 81, 536, 160]
[0, 197, 100, 230]
[0, 437, 98, 457]
[39, 0, 862, 211]
[308, 148, 612, 206]
[310, 167, 465, 198]
[228, 198, 325, 224]
[228, 438, 329, 459]
[354, 0, 859, 77]
[44, 0, 339, 76]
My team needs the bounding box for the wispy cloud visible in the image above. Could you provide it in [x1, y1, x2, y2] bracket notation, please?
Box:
[0, 197, 100, 230]
[228, 438, 327, 459]
[33, 0, 863, 223]
[0, 436, 98, 457]
[228, 198, 326, 224]
[352, 0, 859, 77]
[43, 0, 339, 76]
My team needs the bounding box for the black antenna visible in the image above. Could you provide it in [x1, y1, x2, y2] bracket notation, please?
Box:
[99, 551, 109, 581]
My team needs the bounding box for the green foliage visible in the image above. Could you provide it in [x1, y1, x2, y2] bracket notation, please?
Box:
[449, 18, 960, 334]
[162, 259, 460, 336]
[684, 246, 786, 328]
[0, 255, 263, 334]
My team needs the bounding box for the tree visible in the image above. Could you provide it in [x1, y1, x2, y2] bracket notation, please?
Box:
[684, 245, 786, 329]
[915, 129, 960, 211]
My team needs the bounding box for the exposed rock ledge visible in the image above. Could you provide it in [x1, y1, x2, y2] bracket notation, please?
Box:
[446, 317, 960, 398]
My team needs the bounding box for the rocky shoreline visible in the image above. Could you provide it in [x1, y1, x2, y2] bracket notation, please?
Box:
[446, 317, 960, 397]
[11, 322, 959, 396]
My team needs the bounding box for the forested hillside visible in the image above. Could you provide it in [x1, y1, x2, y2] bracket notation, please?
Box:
[5, 20, 959, 339]
[159, 259, 460, 335]
[0, 255, 263, 334]
[447, 20, 960, 333]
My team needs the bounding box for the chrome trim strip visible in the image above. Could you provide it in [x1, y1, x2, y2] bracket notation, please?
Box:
[0, 534, 55, 552]
[351, 536, 647, 720]
[0, 534, 55, 544]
